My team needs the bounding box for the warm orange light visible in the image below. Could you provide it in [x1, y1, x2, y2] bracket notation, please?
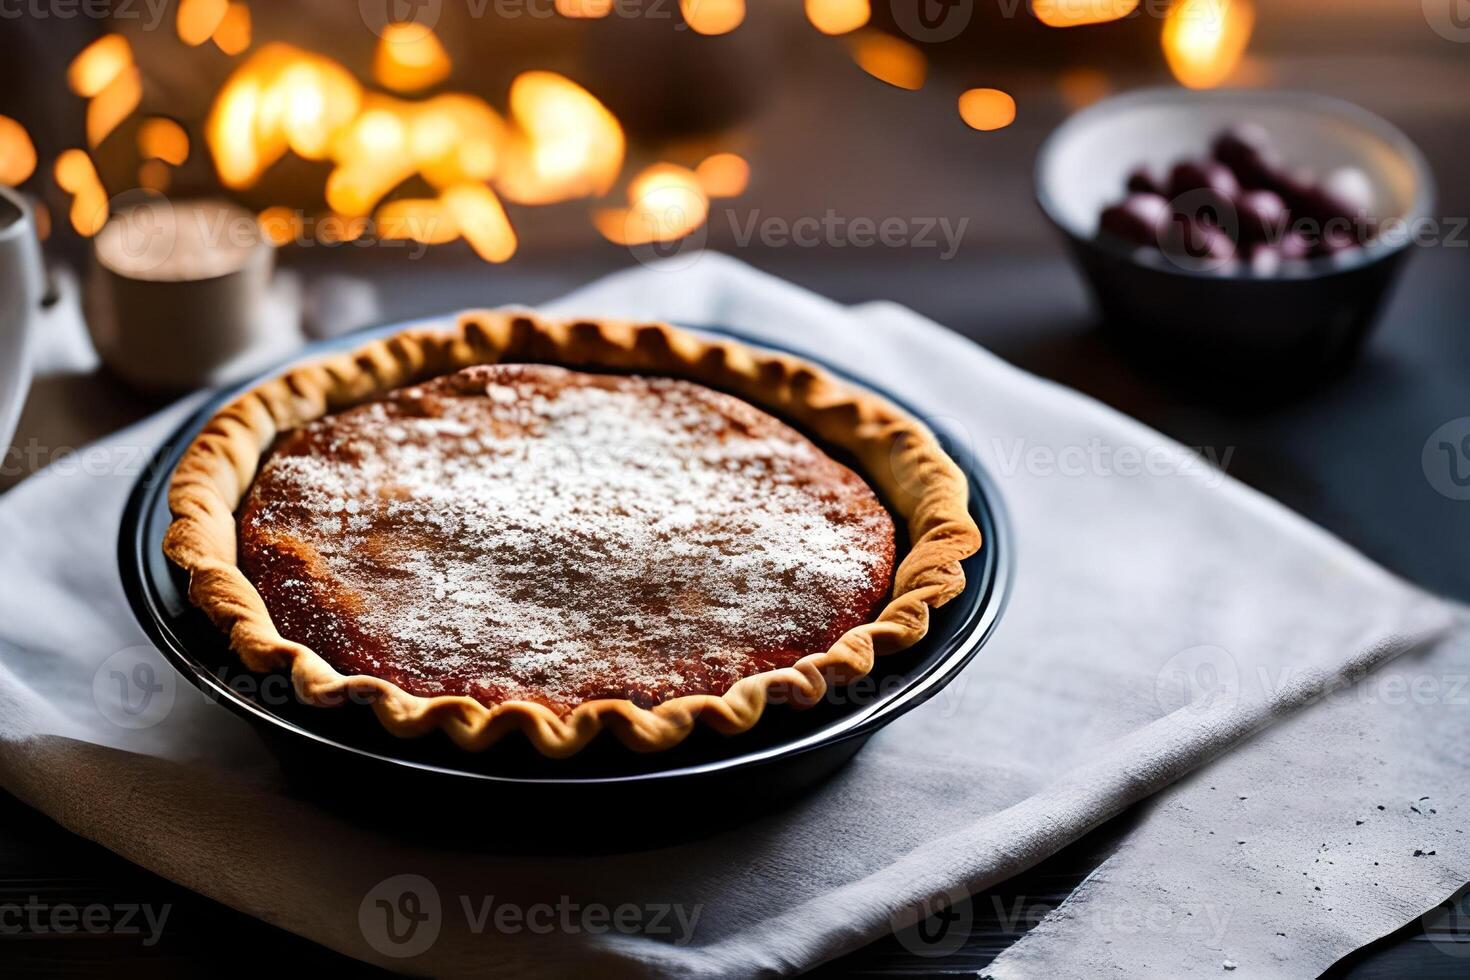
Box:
[0, 115, 37, 186]
[694, 152, 749, 198]
[376, 197, 459, 244]
[1163, 0, 1255, 89]
[498, 71, 625, 205]
[441, 184, 517, 262]
[957, 88, 1016, 131]
[202, 45, 628, 262]
[54, 149, 108, 236]
[87, 66, 142, 147]
[278, 57, 364, 159]
[805, 0, 868, 35]
[848, 30, 926, 91]
[138, 158, 172, 192]
[54, 149, 94, 192]
[412, 94, 505, 187]
[178, 0, 230, 46]
[256, 206, 301, 246]
[138, 117, 190, 165]
[373, 23, 452, 93]
[326, 163, 412, 218]
[212, 2, 252, 56]
[206, 44, 364, 187]
[322, 100, 421, 215]
[594, 163, 709, 246]
[1032, 0, 1138, 28]
[358, 109, 406, 155]
[67, 34, 132, 98]
[317, 214, 369, 243]
[208, 77, 261, 187]
[556, 0, 614, 15]
[680, 0, 744, 35]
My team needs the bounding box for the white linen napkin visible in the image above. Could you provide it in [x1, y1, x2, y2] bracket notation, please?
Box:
[0, 254, 1465, 977]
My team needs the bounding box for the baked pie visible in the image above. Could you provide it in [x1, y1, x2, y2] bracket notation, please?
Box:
[164, 313, 981, 756]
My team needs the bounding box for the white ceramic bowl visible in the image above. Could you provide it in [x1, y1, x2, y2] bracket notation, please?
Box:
[1035, 88, 1435, 390]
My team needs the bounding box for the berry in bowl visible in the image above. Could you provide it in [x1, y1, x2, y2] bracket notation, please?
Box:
[1104, 124, 1377, 276]
[1036, 89, 1434, 392]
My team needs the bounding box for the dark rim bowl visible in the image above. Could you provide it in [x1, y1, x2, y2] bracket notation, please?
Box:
[1035, 88, 1436, 393]
[119, 318, 1012, 849]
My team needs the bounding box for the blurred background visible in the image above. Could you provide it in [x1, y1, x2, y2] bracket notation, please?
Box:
[2, 0, 1458, 310]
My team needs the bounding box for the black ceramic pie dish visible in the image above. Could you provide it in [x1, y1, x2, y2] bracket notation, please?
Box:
[118, 319, 1010, 848]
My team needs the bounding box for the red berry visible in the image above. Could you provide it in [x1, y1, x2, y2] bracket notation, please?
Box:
[1159, 213, 1236, 269]
[1212, 124, 1278, 189]
[1237, 189, 1288, 244]
[1125, 166, 1164, 196]
[1099, 193, 1171, 247]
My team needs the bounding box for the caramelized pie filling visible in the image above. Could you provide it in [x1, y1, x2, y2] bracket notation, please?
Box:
[237, 364, 897, 715]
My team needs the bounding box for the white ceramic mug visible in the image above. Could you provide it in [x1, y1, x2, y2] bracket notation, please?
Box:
[0, 185, 43, 456]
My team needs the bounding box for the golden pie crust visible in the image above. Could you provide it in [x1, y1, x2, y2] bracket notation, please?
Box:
[164, 313, 982, 756]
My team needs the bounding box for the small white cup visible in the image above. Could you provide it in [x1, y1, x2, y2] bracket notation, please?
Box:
[85, 196, 273, 392]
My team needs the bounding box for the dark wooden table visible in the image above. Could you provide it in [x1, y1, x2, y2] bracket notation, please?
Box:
[3, 38, 1469, 977]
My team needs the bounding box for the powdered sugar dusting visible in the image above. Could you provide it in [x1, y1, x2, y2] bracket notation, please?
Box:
[238, 364, 896, 713]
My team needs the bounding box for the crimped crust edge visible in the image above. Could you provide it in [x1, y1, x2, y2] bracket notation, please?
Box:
[162, 312, 982, 757]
